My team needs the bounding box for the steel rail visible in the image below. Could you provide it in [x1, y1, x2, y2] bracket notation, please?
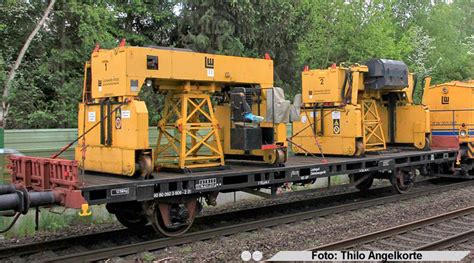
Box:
[310, 206, 474, 251]
[415, 229, 474, 250]
[46, 181, 474, 262]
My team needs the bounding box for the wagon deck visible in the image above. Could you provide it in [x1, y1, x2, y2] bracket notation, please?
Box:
[79, 148, 457, 205]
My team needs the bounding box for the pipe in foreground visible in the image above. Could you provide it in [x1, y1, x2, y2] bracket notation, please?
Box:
[0, 184, 16, 195]
[0, 190, 60, 214]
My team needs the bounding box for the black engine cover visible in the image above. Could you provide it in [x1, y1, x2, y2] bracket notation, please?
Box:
[364, 59, 408, 90]
[230, 127, 262, 150]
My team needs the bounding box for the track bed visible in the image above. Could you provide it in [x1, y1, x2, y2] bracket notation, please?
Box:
[79, 148, 457, 205]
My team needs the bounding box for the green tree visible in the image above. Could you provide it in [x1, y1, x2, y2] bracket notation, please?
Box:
[0, 0, 472, 128]
[1, 0, 177, 128]
[299, 0, 412, 68]
[177, 1, 247, 54]
[420, 0, 473, 83]
[177, 0, 310, 96]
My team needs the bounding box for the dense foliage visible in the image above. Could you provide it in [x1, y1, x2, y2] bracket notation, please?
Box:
[1, 0, 472, 128]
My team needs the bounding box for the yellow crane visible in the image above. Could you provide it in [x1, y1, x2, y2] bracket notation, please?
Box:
[75, 43, 288, 177]
[292, 59, 431, 156]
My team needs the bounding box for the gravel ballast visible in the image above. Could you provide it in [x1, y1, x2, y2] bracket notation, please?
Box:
[126, 184, 474, 262]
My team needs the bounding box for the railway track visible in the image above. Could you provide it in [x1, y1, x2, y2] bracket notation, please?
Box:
[310, 206, 474, 251]
[12, 179, 469, 262]
[0, 181, 398, 259]
[0, 182, 392, 259]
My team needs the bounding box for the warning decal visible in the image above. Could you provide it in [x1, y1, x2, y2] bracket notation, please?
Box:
[333, 119, 341, 134]
[332, 111, 341, 134]
[115, 116, 122, 129]
[88, 112, 96, 122]
[115, 108, 122, 129]
[121, 110, 131, 119]
[207, 68, 214, 77]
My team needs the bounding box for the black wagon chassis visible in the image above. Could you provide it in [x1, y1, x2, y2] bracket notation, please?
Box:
[80, 149, 457, 205]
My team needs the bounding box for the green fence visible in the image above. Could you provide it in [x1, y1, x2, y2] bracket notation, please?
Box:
[5, 128, 160, 160]
[1, 125, 294, 183]
[4, 125, 293, 160]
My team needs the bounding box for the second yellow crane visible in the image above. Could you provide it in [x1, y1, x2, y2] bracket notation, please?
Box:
[292, 59, 431, 156]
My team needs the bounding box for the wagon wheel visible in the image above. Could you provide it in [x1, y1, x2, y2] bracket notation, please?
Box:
[263, 148, 286, 166]
[115, 210, 148, 230]
[351, 172, 374, 192]
[391, 169, 415, 194]
[149, 199, 200, 237]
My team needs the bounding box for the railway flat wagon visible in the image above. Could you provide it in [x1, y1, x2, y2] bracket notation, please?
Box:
[0, 44, 466, 237]
[3, 148, 456, 236]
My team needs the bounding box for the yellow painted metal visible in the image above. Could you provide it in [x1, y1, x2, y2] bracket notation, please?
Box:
[75, 100, 149, 176]
[76, 45, 283, 175]
[292, 105, 362, 156]
[302, 67, 346, 104]
[362, 100, 386, 151]
[293, 64, 430, 156]
[90, 46, 273, 99]
[423, 79, 474, 146]
[78, 203, 92, 217]
[393, 105, 430, 149]
[155, 90, 224, 169]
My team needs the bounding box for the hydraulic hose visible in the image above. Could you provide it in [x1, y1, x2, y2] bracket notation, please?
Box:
[412, 74, 418, 102]
[341, 69, 349, 103]
[0, 213, 21, 233]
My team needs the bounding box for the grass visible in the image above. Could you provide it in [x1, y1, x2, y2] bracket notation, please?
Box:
[327, 174, 349, 185]
[140, 251, 157, 262]
[0, 153, 117, 238]
[0, 205, 116, 238]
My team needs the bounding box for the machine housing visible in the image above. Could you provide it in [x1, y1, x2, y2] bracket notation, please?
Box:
[423, 79, 474, 170]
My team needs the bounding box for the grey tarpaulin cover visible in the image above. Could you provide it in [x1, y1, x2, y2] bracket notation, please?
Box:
[266, 87, 292, 123]
[290, 94, 301, 122]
